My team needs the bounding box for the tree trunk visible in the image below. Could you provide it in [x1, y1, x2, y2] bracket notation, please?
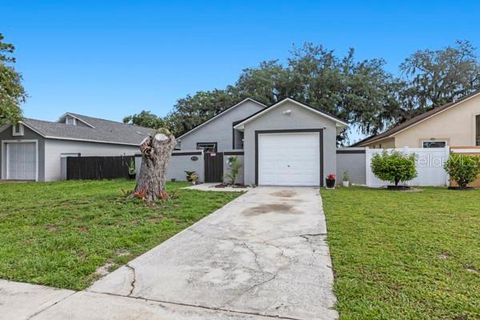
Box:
[133, 130, 176, 203]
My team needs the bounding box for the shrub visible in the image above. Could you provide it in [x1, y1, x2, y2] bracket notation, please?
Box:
[224, 156, 242, 185]
[371, 151, 417, 186]
[444, 153, 480, 188]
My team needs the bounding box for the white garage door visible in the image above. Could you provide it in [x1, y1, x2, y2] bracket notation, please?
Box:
[6, 142, 37, 180]
[258, 132, 320, 186]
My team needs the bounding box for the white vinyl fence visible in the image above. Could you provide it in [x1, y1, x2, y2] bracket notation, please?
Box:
[366, 147, 450, 187]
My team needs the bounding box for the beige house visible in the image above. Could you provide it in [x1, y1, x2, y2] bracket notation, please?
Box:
[356, 91, 480, 148]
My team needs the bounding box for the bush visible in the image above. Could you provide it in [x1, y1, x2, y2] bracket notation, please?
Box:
[444, 153, 480, 188]
[224, 156, 242, 185]
[371, 151, 417, 186]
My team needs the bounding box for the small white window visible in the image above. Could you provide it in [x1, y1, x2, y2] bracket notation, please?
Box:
[422, 140, 447, 148]
[65, 116, 76, 125]
[12, 123, 24, 136]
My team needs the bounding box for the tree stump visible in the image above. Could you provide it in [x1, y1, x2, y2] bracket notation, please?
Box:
[133, 129, 176, 202]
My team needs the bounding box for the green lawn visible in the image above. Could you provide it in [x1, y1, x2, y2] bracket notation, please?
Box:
[322, 187, 480, 320]
[0, 180, 240, 290]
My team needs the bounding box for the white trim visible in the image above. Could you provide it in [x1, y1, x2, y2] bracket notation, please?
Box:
[40, 135, 141, 146]
[451, 148, 480, 153]
[1, 139, 39, 181]
[58, 113, 95, 128]
[473, 112, 480, 146]
[177, 98, 266, 140]
[12, 123, 24, 136]
[234, 98, 348, 130]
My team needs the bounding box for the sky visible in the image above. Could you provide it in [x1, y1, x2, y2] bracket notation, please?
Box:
[2, 0, 480, 140]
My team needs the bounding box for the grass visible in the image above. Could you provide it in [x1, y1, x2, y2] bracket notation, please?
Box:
[322, 187, 480, 320]
[0, 180, 241, 290]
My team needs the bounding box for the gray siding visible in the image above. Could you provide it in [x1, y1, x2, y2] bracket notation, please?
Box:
[0, 125, 46, 181]
[44, 140, 139, 181]
[179, 100, 264, 151]
[166, 151, 205, 182]
[336, 148, 366, 185]
[242, 101, 339, 186]
[135, 150, 205, 182]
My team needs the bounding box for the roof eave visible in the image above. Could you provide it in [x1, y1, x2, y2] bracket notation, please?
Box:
[233, 98, 348, 129]
[177, 98, 266, 140]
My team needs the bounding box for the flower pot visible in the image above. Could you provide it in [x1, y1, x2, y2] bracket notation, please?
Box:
[325, 178, 336, 189]
[342, 181, 349, 187]
[128, 173, 136, 180]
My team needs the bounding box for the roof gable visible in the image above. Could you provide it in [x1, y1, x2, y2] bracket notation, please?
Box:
[178, 98, 266, 139]
[357, 90, 480, 146]
[234, 98, 348, 130]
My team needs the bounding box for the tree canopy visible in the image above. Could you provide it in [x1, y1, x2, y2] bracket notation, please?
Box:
[125, 40, 480, 144]
[123, 110, 165, 129]
[0, 33, 26, 125]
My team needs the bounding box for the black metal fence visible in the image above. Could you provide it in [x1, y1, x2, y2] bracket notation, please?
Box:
[66, 156, 134, 180]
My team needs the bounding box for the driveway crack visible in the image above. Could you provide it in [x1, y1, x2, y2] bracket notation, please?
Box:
[125, 264, 137, 296]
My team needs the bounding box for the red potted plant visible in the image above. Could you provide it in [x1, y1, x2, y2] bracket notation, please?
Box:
[325, 173, 336, 189]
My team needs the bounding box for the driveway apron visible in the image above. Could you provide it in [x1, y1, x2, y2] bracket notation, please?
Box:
[88, 187, 337, 320]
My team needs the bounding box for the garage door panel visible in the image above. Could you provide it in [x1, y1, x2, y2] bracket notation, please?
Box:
[6, 142, 36, 180]
[258, 132, 320, 186]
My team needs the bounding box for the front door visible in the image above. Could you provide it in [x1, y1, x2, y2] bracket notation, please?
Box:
[204, 152, 224, 182]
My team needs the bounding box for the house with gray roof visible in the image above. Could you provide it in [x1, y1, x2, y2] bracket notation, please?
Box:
[173, 97, 348, 186]
[0, 113, 153, 181]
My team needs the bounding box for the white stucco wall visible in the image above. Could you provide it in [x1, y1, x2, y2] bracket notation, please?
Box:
[242, 100, 340, 186]
[44, 139, 139, 181]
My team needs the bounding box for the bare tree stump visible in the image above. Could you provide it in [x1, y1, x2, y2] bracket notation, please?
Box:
[133, 129, 176, 202]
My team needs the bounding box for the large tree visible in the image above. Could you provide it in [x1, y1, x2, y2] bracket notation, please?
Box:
[127, 40, 480, 142]
[0, 33, 26, 125]
[399, 40, 480, 118]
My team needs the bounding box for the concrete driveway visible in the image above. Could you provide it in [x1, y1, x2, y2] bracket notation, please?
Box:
[24, 187, 337, 320]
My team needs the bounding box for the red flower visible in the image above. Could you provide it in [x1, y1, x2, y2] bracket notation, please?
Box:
[327, 174, 336, 180]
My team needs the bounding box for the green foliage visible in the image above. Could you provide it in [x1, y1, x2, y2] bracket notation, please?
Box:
[322, 187, 480, 319]
[400, 40, 480, 114]
[125, 41, 480, 144]
[444, 153, 480, 188]
[0, 33, 26, 125]
[371, 151, 417, 186]
[342, 171, 349, 182]
[0, 180, 241, 289]
[123, 110, 164, 129]
[127, 158, 136, 175]
[224, 156, 242, 185]
[185, 170, 198, 183]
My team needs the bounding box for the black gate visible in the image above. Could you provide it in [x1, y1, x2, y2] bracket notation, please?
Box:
[204, 152, 224, 182]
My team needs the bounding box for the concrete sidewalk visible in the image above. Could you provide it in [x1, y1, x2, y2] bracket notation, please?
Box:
[4, 187, 337, 320]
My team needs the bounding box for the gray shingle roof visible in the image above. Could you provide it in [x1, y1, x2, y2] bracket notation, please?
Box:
[23, 113, 155, 146]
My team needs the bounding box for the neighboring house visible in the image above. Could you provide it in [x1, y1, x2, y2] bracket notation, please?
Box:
[174, 97, 348, 186]
[0, 113, 152, 181]
[355, 90, 480, 149]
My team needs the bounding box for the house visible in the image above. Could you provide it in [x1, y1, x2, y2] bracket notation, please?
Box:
[355, 90, 480, 149]
[0, 113, 153, 181]
[173, 97, 348, 186]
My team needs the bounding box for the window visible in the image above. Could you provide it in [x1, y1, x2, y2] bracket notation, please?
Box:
[65, 116, 76, 125]
[196, 142, 217, 153]
[422, 140, 447, 148]
[476, 115, 480, 146]
[12, 123, 24, 136]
